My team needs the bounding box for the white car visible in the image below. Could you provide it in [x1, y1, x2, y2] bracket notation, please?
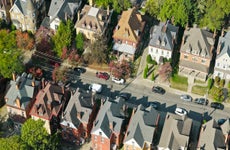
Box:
[89, 83, 102, 93]
[112, 77, 125, 84]
[180, 94, 192, 102]
[175, 107, 187, 116]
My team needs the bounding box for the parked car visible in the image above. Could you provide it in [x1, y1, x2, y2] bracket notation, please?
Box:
[112, 77, 125, 84]
[175, 107, 188, 116]
[118, 93, 131, 101]
[96, 72, 110, 80]
[194, 98, 209, 105]
[210, 102, 224, 110]
[180, 94, 193, 102]
[152, 86, 165, 94]
[146, 101, 160, 109]
[89, 83, 102, 93]
[74, 67, 86, 73]
[217, 119, 227, 125]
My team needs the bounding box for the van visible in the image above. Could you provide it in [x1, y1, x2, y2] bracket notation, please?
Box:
[89, 83, 102, 93]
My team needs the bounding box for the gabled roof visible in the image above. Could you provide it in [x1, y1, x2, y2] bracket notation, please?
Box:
[30, 82, 64, 120]
[181, 27, 214, 59]
[217, 31, 230, 59]
[5, 72, 40, 110]
[124, 105, 160, 148]
[91, 97, 126, 138]
[75, 5, 112, 34]
[198, 119, 226, 149]
[48, 0, 81, 21]
[158, 113, 192, 149]
[149, 22, 179, 51]
[220, 119, 230, 135]
[11, 0, 35, 15]
[113, 7, 145, 43]
[60, 88, 94, 129]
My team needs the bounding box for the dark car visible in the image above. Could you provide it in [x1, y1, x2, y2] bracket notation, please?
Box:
[74, 67, 86, 73]
[194, 98, 209, 105]
[217, 119, 227, 125]
[96, 72, 110, 80]
[118, 93, 131, 101]
[211, 102, 224, 110]
[152, 86, 165, 94]
[146, 101, 160, 109]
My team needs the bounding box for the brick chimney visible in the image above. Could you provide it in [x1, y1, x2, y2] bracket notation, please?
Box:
[77, 112, 81, 119]
[12, 72, 16, 81]
[47, 100, 52, 110]
[31, 77, 35, 87]
[15, 97, 21, 108]
[41, 78, 45, 89]
[109, 121, 113, 131]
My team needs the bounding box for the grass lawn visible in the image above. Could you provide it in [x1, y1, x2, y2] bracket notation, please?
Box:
[194, 79, 206, 84]
[192, 85, 207, 96]
[170, 74, 188, 91]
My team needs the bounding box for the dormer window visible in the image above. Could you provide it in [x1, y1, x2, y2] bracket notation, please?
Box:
[32, 13, 35, 17]
[156, 37, 161, 45]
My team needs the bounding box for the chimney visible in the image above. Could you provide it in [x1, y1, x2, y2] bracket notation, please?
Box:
[15, 97, 21, 108]
[41, 78, 45, 89]
[47, 100, 52, 110]
[61, 86, 65, 94]
[109, 121, 113, 131]
[77, 11, 80, 22]
[221, 28, 225, 37]
[15, 83, 19, 90]
[12, 72, 16, 81]
[65, 12, 68, 21]
[89, 0, 94, 6]
[31, 77, 35, 87]
[77, 112, 81, 119]
[107, 6, 110, 16]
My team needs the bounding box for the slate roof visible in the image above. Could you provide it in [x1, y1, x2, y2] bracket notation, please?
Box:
[91, 97, 126, 138]
[13, 0, 35, 15]
[149, 22, 178, 51]
[75, 5, 112, 34]
[48, 0, 81, 21]
[5, 72, 40, 110]
[180, 27, 214, 59]
[113, 7, 145, 43]
[198, 119, 226, 149]
[217, 31, 230, 59]
[61, 88, 94, 129]
[30, 82, 64, 120]
[124, 105, 160, 148]
[0, 0, 6, 11]
[158, 113, 192, 149]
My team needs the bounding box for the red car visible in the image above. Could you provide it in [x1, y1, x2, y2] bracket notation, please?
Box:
[96, 72, 110, 80]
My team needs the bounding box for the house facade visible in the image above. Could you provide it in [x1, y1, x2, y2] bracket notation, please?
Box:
[213, 31, 230, 80]
[91, 97, 127, 150]
[75, 5, 112, 41]
[158, 113, 192, 150]
[123, 105, 160, 150]
[30, 82, 66, 134]
[148, 21, 178, 64]
[197, 119, 226, 149]
[9, 0, 45, 33]
[179, 26, 215, 81]
[45, 0, 81, 31]
[60, 88, 98, 145]
[0, 0, 14, 23]
[112, 7, 145, 61]
[4, 72, 40, 126]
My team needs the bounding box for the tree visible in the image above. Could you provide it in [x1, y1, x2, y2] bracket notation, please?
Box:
[52, 20, 74, 57]
[158, 0, 191, 27]
[52, 64, 67, 82]
[16, 31, 35, 50]
[110, 60, 132, 79]
[21, 119, 49, 149]
[0, 135, 27, 149]
[219, 79, 225, 88]
[75, 33, 84, 54]
[213, 88, 224, 103]
[207, 78, 214, 90]
[158, 62, 172, 82]
[143, 65, 148, 79]
[144, 0, 163, 17]
[146, 54, 157, 65]
[151, 71, 155, 81]
[214, 76, 220, 86]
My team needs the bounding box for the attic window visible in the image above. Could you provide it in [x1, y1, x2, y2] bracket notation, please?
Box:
[156, 37, 161, 45]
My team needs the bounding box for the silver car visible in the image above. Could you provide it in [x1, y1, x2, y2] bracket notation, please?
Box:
[180, 94, 193, 102]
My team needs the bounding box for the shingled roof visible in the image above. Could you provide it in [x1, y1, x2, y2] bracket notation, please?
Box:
[60, 88, 94, 129]
[217, 31, 230, 59]
[124, 105, 160, 148]
[12, 0, 35, 16]
[113, 7, 145, 43]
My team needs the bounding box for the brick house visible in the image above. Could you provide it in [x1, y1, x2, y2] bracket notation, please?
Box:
[9, 0, 46, 33]
[4, 72, 40, 126]
[112, 7, 145, 61]
[75, 4, 113, 42]
[60, 88, 98, 145]
[148, 21, 178, 64]
[213, 31, 230, 80]
[30, 81, 67, 134]
[123, 105, 160, 150]
[0, 0, 14, 23]
[91, 97, 127, 150]
[179, 25, 215, 81]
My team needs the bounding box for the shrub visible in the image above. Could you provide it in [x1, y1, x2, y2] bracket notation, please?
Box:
[207, 78, 214, 90]
[219, 79, 225, 88]
[143, 65, 148, 79]
[146, 54, 157, 65]
[214, 76, 220, 86]
[151, 71, 155, 81]
[228, 81, 230, 89]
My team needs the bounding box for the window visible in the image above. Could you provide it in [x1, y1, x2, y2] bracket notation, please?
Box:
[101, 137, 104, 143]
[162, 50, 164, 55]
[55, 25, 58, 30]
[22, 111, 25, 117]
[99, 132, 102, 135]
[217, 63, 220, 67]
[201, 59, 206, 64]
[156, 49, 158, 54]
[223, 65, 225, 69]
[184, 55, 188, 59]
[94, 136, 97, 141]
[151, 48, 153, 53]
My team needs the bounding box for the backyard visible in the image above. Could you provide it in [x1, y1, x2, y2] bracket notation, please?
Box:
[170, 74, 188, 91]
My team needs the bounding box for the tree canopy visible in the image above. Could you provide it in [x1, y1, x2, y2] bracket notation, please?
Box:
[94, 0, 131, 13]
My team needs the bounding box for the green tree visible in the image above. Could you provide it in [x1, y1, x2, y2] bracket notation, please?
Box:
[151, 71, 155, 81]
[158, 0, 191, 27]
[207, 78, 214, 90]
[214, 76, 220, 86]
[0, 135, 27, 150]
[143, 65, 148, 79]
[52, 20, 74, 57]
[144, 0, 162, 17]
[21, 119, 49, 149]
[75, 33, 84, 54]
[219, 79, 225, 88]
[95, 0, 111, 7]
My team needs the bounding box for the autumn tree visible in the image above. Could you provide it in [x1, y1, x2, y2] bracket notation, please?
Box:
[109, 60, 132, 79]
[158, 62, 172, 82]
[52, 64, 67, 82]
[52, 20, 74, 57]
[16, 31, 35, 50]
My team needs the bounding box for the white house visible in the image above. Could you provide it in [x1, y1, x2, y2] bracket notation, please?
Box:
[148, 21, 178, 64]
[214, 31, 230, 80]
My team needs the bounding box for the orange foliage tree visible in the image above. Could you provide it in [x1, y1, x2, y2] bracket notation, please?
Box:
[16, 31, 35, 50]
